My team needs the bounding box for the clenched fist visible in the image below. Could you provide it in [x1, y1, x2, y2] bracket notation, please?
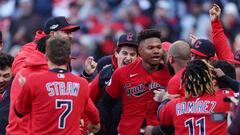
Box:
[209, 4, 221, 21]
[84, 56, 97, 75]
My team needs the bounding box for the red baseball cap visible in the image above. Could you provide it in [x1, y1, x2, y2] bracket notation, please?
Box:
[44, 16, 80, 34]
[162, 41, 171, 52]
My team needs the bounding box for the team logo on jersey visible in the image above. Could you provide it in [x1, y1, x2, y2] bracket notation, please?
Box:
[107, 77, 112, 86]
[105, 80, 110, 85]
[129, 73, 138, 78]
[102, 64, 111, 69]
[50, 24, 59, 30]
[57, 73, 65, 78]
[124, 82, 164, 97]
[125, 83, 148, 97]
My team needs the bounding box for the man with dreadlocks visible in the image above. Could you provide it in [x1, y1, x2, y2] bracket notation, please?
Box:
[153, 59, 231, 135]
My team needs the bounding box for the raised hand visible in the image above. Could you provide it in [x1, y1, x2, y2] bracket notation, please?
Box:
[189, 33, 198, 45]
[209, 4, 221, 21]
[84, 56, 97, 75]
[144, 125, 154, 135]
[88, 123, 101, 133]
[213, 68, 225, 78]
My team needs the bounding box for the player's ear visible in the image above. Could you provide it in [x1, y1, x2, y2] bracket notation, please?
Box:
[114, 51, 119, 58]
[212, 79, 218, 87]
[45, 53, 49, 61]
[49, 31, 55, 36]
[169, 56, 174, 64]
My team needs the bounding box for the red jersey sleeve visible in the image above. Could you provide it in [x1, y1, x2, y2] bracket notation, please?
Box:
[105, 69, 123, 99]
[84, 98, 100, 124]
[211, 19, 234, 61]
[89, 74, 101, 103]
[167, 78, 180, 95]
[158, 100, 175, 125]
[81, 78, 100, 124]
[14, 81, 32, 116]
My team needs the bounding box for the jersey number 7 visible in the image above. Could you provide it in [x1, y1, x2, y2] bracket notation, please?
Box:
[56, 99, 73, 129]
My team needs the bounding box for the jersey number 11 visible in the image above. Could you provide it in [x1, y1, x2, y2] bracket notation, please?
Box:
[185, 117, 206, 135]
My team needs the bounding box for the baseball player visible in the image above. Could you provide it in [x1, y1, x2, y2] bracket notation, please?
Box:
[166, 41, 190, 98]
[0, 53, 14, 134]
[7, 16, 81, 135]
[14, 37, 100, 134]
[99, 29, 171, 135]
[209, 4, 234, 62]
[156, 59, 232, 135]
[90, 33, 139, 135]
[209, 4, 240, 82]
[11, 30, 46, 76]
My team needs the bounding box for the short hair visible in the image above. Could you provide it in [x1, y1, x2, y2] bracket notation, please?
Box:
[46, 37, 71, 66]
[181, 59, 215, 99]
[212, 60, 236, 88]
[169, 41, 190, 60]
[0, 53, 14, 70]
[137, 29, 161, 44]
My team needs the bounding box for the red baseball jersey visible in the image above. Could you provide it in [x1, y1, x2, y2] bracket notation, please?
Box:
[167, 68, 185, 97]
[159, 92, 231, 135]
[106, 60, 171, 134]
[14, 69, 95, 135]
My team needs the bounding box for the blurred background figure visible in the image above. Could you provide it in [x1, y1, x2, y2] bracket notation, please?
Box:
[9, 0, 42, 46]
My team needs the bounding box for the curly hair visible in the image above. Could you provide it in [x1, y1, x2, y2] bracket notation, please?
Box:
[137, 29, 161, 44]
[0, 53, 14, 70]
[181, 59, 215, 99]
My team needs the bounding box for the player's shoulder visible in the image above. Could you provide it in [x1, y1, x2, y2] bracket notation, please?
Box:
[170, 97, 183, 104]
[168, 74, 179, 83]
[116, 58, 141, 73]
[216, 89, 235, 96]
[101, 64, 114, 72]
[26, 70, 48, 80]
[66, 73, 89, 83]
[154, 63, 172, 81]
[162, 97, 183, 110]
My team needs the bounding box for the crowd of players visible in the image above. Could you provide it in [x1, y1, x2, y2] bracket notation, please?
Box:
[0, 3, 240, 135]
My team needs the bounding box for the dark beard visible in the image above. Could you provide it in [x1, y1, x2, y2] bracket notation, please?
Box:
[166, 60, 175, 76]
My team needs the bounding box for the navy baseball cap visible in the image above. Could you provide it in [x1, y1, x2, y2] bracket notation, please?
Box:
[191, 39, 215, 58]
[117, 33, 138, 47]
[228, 50, 240, 65]
[44, 16, 80, 34]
